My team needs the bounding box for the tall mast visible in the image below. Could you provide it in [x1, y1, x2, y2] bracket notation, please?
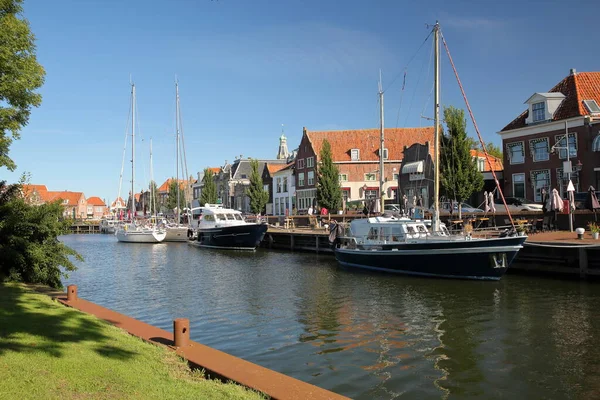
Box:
[150, 138, 154, 216]
[131, 83, 136, 220]
[378, 71, 385, 213]
[175, 79, 180, 224]
[432, 22, 440, 232]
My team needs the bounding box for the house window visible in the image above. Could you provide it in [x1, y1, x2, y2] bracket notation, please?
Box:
[557, 168, 579, 198]
[365, 173, 376, 181]
[530, 138, 549, 162]
[477, 158, 485, 171]
[297, 159, 305, 169]
[380, 148, 388, 160]
[593, 135, 600, 152]
[308, 171, 315, 185]
[263, 184, 269, 193]
[282, 177, 288, 193]
[555, 133, 577, 159]
[532, 102, 545, 122]
[342, 188, 350, 204]
[365, 189, 378, 199]
[241, 174, 247, 179]
[513, 173, 525, 198]
[531, 169, 550, 202]
[393, 173, 399, 181]
[298, 173, 305, 187]
[306, 157, 314, 168]
[583, 99, 600, 114]
[276, 178, 281, 193]
[339, 174, 348, 182]
[351, 149, 360, 161]
[507, 142, 524, 164]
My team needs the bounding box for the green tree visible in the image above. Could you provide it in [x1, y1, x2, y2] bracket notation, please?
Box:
[485, 142, 503, 159]
[246, 159, 268, 214]
[440, 106, 483, 218]
[148, 180, 158, 214]
[316, 139, 342, 212]
[199, 168, 217, 206]
[0, 0, 46, 171]
[165, 179, 185, 212]
[0, 180, 82, 288]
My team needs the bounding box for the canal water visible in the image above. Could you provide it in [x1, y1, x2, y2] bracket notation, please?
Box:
[62, 234, 600, 399]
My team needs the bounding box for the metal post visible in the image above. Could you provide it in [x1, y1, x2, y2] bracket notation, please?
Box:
[173, 318, 190, 347]
[432, 22, 440, 232]
[378, 71, 385, 213]
[566, 120, 573, 232]
[67, 285, 78, 302]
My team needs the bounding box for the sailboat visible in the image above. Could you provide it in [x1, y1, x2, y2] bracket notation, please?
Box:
[116, 83, 167, 243]
[331, 23, 526, 280]
[164, 80, 191, 242]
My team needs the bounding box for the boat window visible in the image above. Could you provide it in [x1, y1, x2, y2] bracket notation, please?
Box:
[217, 214, 227, 221]
[204, 214, 215, 221]
[406, 226, 416, 235]
[234, 214, 243, 221]
[391, 226, 402, 241]
[367, 227, 379, 239]
[417, 225, 427, 233]
[225, 214, 235, 220]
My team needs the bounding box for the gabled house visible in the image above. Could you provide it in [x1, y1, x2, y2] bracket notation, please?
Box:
[263, 162, 291, 215]
[296, 126, 435, 211]
[498, 69, 600, 202]
[86, 197, 108, 220]
[22, 184, 50, 205]
[271, 162, 295, 216]
[110, 197, 127, 214]
[51, 191, 86, 219]
[157, 178, 190, 212]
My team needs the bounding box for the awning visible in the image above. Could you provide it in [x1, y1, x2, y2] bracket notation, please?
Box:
[364, 186, 379, 191]
[402, 160, 424, 174]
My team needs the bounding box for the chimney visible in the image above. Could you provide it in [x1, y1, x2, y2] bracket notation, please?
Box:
[570, 68, 577, 76]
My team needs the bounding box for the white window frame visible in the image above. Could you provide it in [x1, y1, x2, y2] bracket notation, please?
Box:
[554, 133, 577, 159]
[532, 102, 545, 122]
[530, 169, 550, 202]
[364, 173, 376, 181]
[529, 137, 549, 162]
[306, 157, 314, 168]
[282, 176, 288, 193]
[507, 141, 525, 165]
[297, 159, 305, 169]
[307, 171, 315, 185]
[512, 173, 526, 198]
[339, 173, 348, 182]
[351, 148, 360, 161]
[380, 148, 388, 160]
[298, 172, 305, 187]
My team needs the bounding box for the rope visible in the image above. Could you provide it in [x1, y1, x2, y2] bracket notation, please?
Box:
[117, 89, 133, 209]
[384, 29, 433, 93]
[440, 30, 516, 230]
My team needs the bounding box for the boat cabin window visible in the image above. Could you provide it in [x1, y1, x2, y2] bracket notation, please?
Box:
[225, 214, 235, 220]
[367, 227, 379, 239]
[406, 226, 416, 235]
[417, 225, 427, 233]
[391, 226, 402, 241]
[204, 214, 215, 222]
[234, 214, 243, 220]
[217, 214, 227, 221]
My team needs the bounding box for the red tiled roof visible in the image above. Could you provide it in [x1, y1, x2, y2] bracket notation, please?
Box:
[158, 178, 188, 193]
[305, 127, 435, 161]
[266, 163, 287, 174]
[501, 71, 600, 131]
[49, 191, 84, 206]
[470, 149, 503, 171]
[86, 196, 106, 206]
[208, 167, 221, 174]
[111, 197, 126, 208]
[22, 184, 50, 201]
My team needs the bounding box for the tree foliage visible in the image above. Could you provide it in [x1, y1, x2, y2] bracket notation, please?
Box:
[165, 179, 185, 212]
[485, 142, 503, 159]
[440, 106, 484, 210]
[147, 180, 158, 214]
[0, 0, 46, 171]
[317, 139, 342, 212]
[0, 180, 82, 289]
[199, 168, 217, 206]
[246, 159, 268, 214]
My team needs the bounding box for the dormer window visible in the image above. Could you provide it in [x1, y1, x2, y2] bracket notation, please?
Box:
[532, 102, 545, 122]
[351, 148, 360, 161]
[379, 148, 388, 160]
[583, 100, 600, 115]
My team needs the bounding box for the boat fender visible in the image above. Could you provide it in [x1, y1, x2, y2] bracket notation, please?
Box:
[124, 225, 128, 231]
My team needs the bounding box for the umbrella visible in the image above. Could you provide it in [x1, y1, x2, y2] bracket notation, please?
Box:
[551, 188, 564, 212]
[488, 192, 496, 213]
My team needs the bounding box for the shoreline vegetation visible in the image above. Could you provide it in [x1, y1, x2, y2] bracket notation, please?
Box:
[0, 283, 265, 400]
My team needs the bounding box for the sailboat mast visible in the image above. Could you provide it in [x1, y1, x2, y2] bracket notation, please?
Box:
[175, 80, 180, 224]
[378, 72, 385, 213]
[131, 83, 136, 221]
[432, 22, 440, 232]
[150, 138, 153, 217]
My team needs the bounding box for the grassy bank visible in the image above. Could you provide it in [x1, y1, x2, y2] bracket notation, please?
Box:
[0, 283, 265, 400]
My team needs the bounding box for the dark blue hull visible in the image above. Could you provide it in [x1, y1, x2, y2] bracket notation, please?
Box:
[193, 223, 268, 250]
[334, 236, 527, 280]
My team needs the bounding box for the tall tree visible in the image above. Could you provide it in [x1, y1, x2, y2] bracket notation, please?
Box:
[440, 106, 483, 218]
[246, 159, 269, 214]
[165, 179, 185, 212]
[0, 180, 82, 288]
[148, 180, 158, 214]
[0, 0, 45, 170]
[199, 168, 217, 205]
[317, 139, 342, 212]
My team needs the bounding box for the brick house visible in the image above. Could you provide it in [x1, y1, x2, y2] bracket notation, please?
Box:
[22, 185, 87, 219]
[498, 69, 600, 202]
[262, 163, 289, 215]
[86, 197, 108, 220]
[296, 126, 434, 211]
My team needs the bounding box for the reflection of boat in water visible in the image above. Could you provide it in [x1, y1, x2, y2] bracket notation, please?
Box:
[189, 204, 267, 250]
[331, 23, 526, 280]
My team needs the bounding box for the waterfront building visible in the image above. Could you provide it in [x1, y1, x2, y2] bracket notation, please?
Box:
[85, 197, 108, 220]
[270, 162, 295, 216]
[498, 69, 600, 201]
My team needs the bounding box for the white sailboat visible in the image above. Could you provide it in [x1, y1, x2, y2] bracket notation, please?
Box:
[164, 80, 191, 242]
[331, 22, 526, 280]
[116, 83, 167, 244]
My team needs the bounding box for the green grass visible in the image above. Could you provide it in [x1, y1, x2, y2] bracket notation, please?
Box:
[0, 283, 266, 400]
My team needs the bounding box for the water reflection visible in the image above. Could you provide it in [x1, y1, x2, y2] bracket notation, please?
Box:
[62, 235, 600, 400]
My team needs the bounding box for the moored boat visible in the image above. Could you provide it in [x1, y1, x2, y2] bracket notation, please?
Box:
[189, 204, 267, 250]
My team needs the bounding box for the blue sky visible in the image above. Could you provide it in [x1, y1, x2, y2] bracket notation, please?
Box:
[2, 0, 599, 204]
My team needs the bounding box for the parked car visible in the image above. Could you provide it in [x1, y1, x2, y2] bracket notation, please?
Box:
[572, 191, 600, 210]
[494, 197, 543, 212]
[384, 204, 401, 213]
[433, 202, 484, 215]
